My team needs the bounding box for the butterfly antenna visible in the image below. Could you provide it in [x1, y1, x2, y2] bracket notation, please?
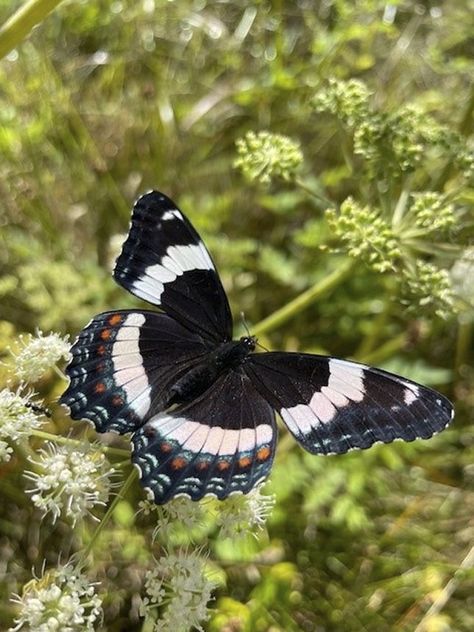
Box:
[256, 340, 270, 352]
[240, 311, 251, 337]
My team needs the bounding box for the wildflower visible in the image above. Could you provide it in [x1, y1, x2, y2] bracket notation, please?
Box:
[410, 192, 456, 234]
[138, 497, 206, 542]
[215, 483, 276, 540]
[140, 548, 217, 632]
[10, 562, 102, 632]
[326, 198, 401, 273]
[0, 387, 44, 462]
[234, 131, 303, 184]
[13, 331, 70, 382]
[403, 261, 456, 319]
[25, 441, 115, 525]
[312, 77, 372, 126]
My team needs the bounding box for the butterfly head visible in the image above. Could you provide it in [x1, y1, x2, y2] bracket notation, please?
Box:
[239, 335, 257, 353]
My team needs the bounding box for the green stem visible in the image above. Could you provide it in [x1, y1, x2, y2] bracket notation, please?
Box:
[355, 301, 391, 358]
[79, 467, 138, 563]
[359, 332, 406, 365]
[455, 318, 472, 377]
[30, 429, 129, 458]
[252, 258, 352, 337]
[0, 0, 64, 59]
[391, 185, 411, 228]
[294, 177, 333, 208]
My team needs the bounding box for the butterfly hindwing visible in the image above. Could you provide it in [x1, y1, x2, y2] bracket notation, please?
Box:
[131, 369, 276, 503]
[60, 310, 211, 434]
[114, 191, 233, 342]
[245, 353, 453, 455]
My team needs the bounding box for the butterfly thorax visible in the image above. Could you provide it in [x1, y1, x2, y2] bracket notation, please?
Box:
[166, 336, 256, 407]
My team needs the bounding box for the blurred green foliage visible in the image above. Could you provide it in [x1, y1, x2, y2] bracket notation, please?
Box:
[1, 1, 473, 630]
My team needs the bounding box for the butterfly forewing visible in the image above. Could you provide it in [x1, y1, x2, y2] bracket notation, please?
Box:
[60, 310, 211, 434]
[113, 191, 233, 342]
[245, 353, 453, 455]
[132, 369, 276, 503]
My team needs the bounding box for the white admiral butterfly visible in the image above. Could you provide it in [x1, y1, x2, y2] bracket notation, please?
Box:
[61, 191, 454, 504]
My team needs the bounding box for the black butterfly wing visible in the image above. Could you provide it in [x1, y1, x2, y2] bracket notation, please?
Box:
[131, 369, 277, 503]
[245, 353, 453, 454]
[60, 310, 211, 434]
[114, 191, 233, 343]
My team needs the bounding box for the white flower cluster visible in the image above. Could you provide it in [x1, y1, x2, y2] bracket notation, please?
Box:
[0, 388, 44, 462]
[10, 562, 102, 632]
[216, 484, 276, 540]
[140, 548, 216, 632]
[13, 331, 70, 382]
[139, 497, 206, 541]
[25, 442, 116, 525]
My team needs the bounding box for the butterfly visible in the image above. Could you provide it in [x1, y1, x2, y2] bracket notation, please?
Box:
[60, 191, 454, 504]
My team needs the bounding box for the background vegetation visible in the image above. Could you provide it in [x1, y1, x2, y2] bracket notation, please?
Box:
[0, 1, 473, 630]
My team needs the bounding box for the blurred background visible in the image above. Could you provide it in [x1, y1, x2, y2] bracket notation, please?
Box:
[0, 1, 473, 630]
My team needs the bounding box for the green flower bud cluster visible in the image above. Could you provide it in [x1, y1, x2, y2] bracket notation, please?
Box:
[353, 106, 428, 175]
[313, 79, 466, 178]
[326, 198, 401, 273]
[312, 78, 372, 126]
[410, 192, 456, 234]
[234, 131, 303, 184]
[404, 261, 456, 320]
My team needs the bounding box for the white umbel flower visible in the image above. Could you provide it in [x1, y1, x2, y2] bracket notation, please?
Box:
[0, 387, 44, 462]
[140, 548, 217, 632]
[216, 483, 275, 539]
[10, 562, 102, 632]
[139, 497, 206, 542]
[13, 331, 70, 382]
[25, 442, 115, 525]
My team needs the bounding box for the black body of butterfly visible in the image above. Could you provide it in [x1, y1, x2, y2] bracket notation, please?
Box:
[60, 191, 454, 504]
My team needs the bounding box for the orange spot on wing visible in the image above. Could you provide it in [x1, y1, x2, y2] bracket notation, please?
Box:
[257, 446, 271, 461]
[112, 395, 124, 406]
[108, 314, 123, 326]
[94, 382, 106, 394]
[196, 461, 209, 471]
[217, 460, 230, 471]
[160, 442, 173, 453]
[96, 362, 105, 373]
[171, 457, 187, 470]
[100, 329, 111, 340]
[97, 345, 106, 355]
[238, 456, 252, 468]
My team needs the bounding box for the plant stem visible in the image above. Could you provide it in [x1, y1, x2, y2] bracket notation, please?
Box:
[79, 467, 138, 563]
[294, 177, 333, 208]
[455, 318, 472, 376]
[359, 332, 406, 365]
[252, 258, 352, 337]
[414, 543, 474, 632]
[0, 0, 64, 59]
[30, 429, 129, 458]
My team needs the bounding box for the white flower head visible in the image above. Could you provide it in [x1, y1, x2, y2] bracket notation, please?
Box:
[12, 331, 70, 383]
[140, 548, 217, 632]
[0, 387, 45, 462]
[216, 483, 275, 540]
[10, 561, 102, 632]
[138, 497, 206, 542]
[25, 441, 116, 526]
